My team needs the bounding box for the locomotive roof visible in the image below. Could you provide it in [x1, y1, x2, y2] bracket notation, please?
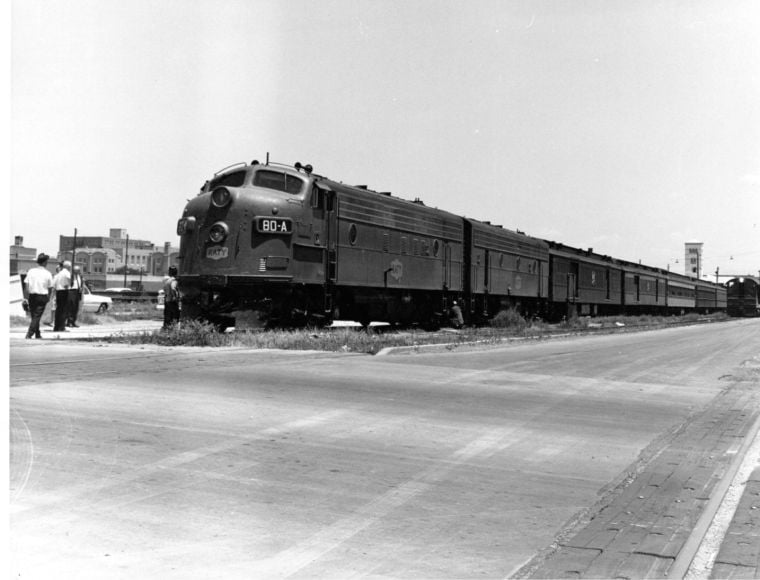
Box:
[546, 241, 617, 264]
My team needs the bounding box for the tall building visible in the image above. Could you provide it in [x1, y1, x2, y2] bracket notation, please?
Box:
[684, 241, 703, 278]
[9, 236, 39, 275]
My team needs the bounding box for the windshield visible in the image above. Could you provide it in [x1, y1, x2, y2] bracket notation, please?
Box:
[253, 170, 305, 195]
[208, 170, 247, 190]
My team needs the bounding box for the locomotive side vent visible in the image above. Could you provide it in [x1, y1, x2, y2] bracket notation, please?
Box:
[259, 257, 290, 271]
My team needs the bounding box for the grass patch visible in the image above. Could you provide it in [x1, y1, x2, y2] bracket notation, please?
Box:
[107, 301, 163, 322]
[12, 309, 730, 354]
[10, 315, 28, 328]
[96, 319, 489, 354]
[558, 311, 727, 330]
[489, 308, 529, 331]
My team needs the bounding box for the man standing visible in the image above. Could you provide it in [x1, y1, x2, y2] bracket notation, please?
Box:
[162, 265, 181, 329]
[53, 260, 72, 331]
[44, 263, 62, 326]
[450, 300, 464, 329]
[24, 253, 54, 339]
[67, 265, 84, 327]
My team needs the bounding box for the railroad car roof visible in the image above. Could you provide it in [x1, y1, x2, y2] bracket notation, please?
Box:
[315, 175, 465, 240]
[337, 191, 463, 239]
[667, 279, 697, 290]
[546, 241, 621, 267]
[468, 219, 548, 253]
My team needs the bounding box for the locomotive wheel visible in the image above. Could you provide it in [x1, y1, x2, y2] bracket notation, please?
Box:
[423, 313, 442, 331]
[209, 316, 233, 332]
[180, 300, 204, 322]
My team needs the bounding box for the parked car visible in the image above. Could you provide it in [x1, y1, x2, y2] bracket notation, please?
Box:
[81, 285, 113, 314]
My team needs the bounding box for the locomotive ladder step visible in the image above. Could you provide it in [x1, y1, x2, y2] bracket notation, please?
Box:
[324, 284, 334, 314]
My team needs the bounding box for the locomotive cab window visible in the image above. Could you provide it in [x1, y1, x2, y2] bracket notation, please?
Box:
[310, 185, 334, 210]
[254, 170, 305, 195]
[310, 186, 324, 209]
[208, 170, 247, 190]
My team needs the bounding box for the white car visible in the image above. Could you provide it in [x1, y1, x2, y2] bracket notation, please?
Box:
[81, 286, 113, 314]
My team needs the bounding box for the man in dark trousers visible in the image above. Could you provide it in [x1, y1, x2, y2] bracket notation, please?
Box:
[162, 266, 181, 329]
[67, 265, 84, 327]
[24, 253, 54, 339]
[53, 260, 71, 331]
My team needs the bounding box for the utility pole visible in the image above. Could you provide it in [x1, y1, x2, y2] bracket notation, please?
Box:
[71, 228, 78, 265]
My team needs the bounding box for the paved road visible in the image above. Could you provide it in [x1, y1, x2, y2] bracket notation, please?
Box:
[9, 318, 760, 579]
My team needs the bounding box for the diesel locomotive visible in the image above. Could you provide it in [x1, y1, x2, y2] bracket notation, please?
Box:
[726, 276, 760, 317]
[176, 158, 726, 328]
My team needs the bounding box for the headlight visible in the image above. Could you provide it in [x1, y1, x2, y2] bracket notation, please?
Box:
[208, 222, 229, 243]
[211, 187, 232, 208]
[177, 216, 196, 235]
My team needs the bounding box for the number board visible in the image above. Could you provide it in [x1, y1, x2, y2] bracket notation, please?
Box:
[256, 218, 293, 234]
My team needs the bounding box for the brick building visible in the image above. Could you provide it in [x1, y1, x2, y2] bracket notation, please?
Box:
[10, 230, 179, 291]
[9, 236, 39, 275]
[57, 228, 179, 276]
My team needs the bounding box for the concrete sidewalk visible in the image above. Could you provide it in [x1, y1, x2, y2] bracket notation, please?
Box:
[710, 466, 760, 579]
[10, 319, 163, 340]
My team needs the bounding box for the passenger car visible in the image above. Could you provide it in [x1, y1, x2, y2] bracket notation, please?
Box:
[81, 285, 113, 314]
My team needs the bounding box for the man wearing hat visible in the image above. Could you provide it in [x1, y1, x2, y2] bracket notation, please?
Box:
[24, 253, 54, 339]
[53, 260, 72, 331]
[67, 265, 85, 327]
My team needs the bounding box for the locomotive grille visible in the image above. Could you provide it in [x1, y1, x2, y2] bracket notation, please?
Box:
[259, 257, 290, 271]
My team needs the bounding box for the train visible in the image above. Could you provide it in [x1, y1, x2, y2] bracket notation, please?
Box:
[175, 158, 727, 329]
[726, 276, 760, 317]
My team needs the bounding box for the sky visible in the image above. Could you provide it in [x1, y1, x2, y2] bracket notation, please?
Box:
[9, 0, 760, 280]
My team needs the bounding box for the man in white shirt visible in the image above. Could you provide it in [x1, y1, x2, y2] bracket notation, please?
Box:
[24, 253, 54, 339]
[53, 260, 72, 331]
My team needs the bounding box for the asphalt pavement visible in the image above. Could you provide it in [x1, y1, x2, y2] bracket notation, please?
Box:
[10, 321, 760, 578]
